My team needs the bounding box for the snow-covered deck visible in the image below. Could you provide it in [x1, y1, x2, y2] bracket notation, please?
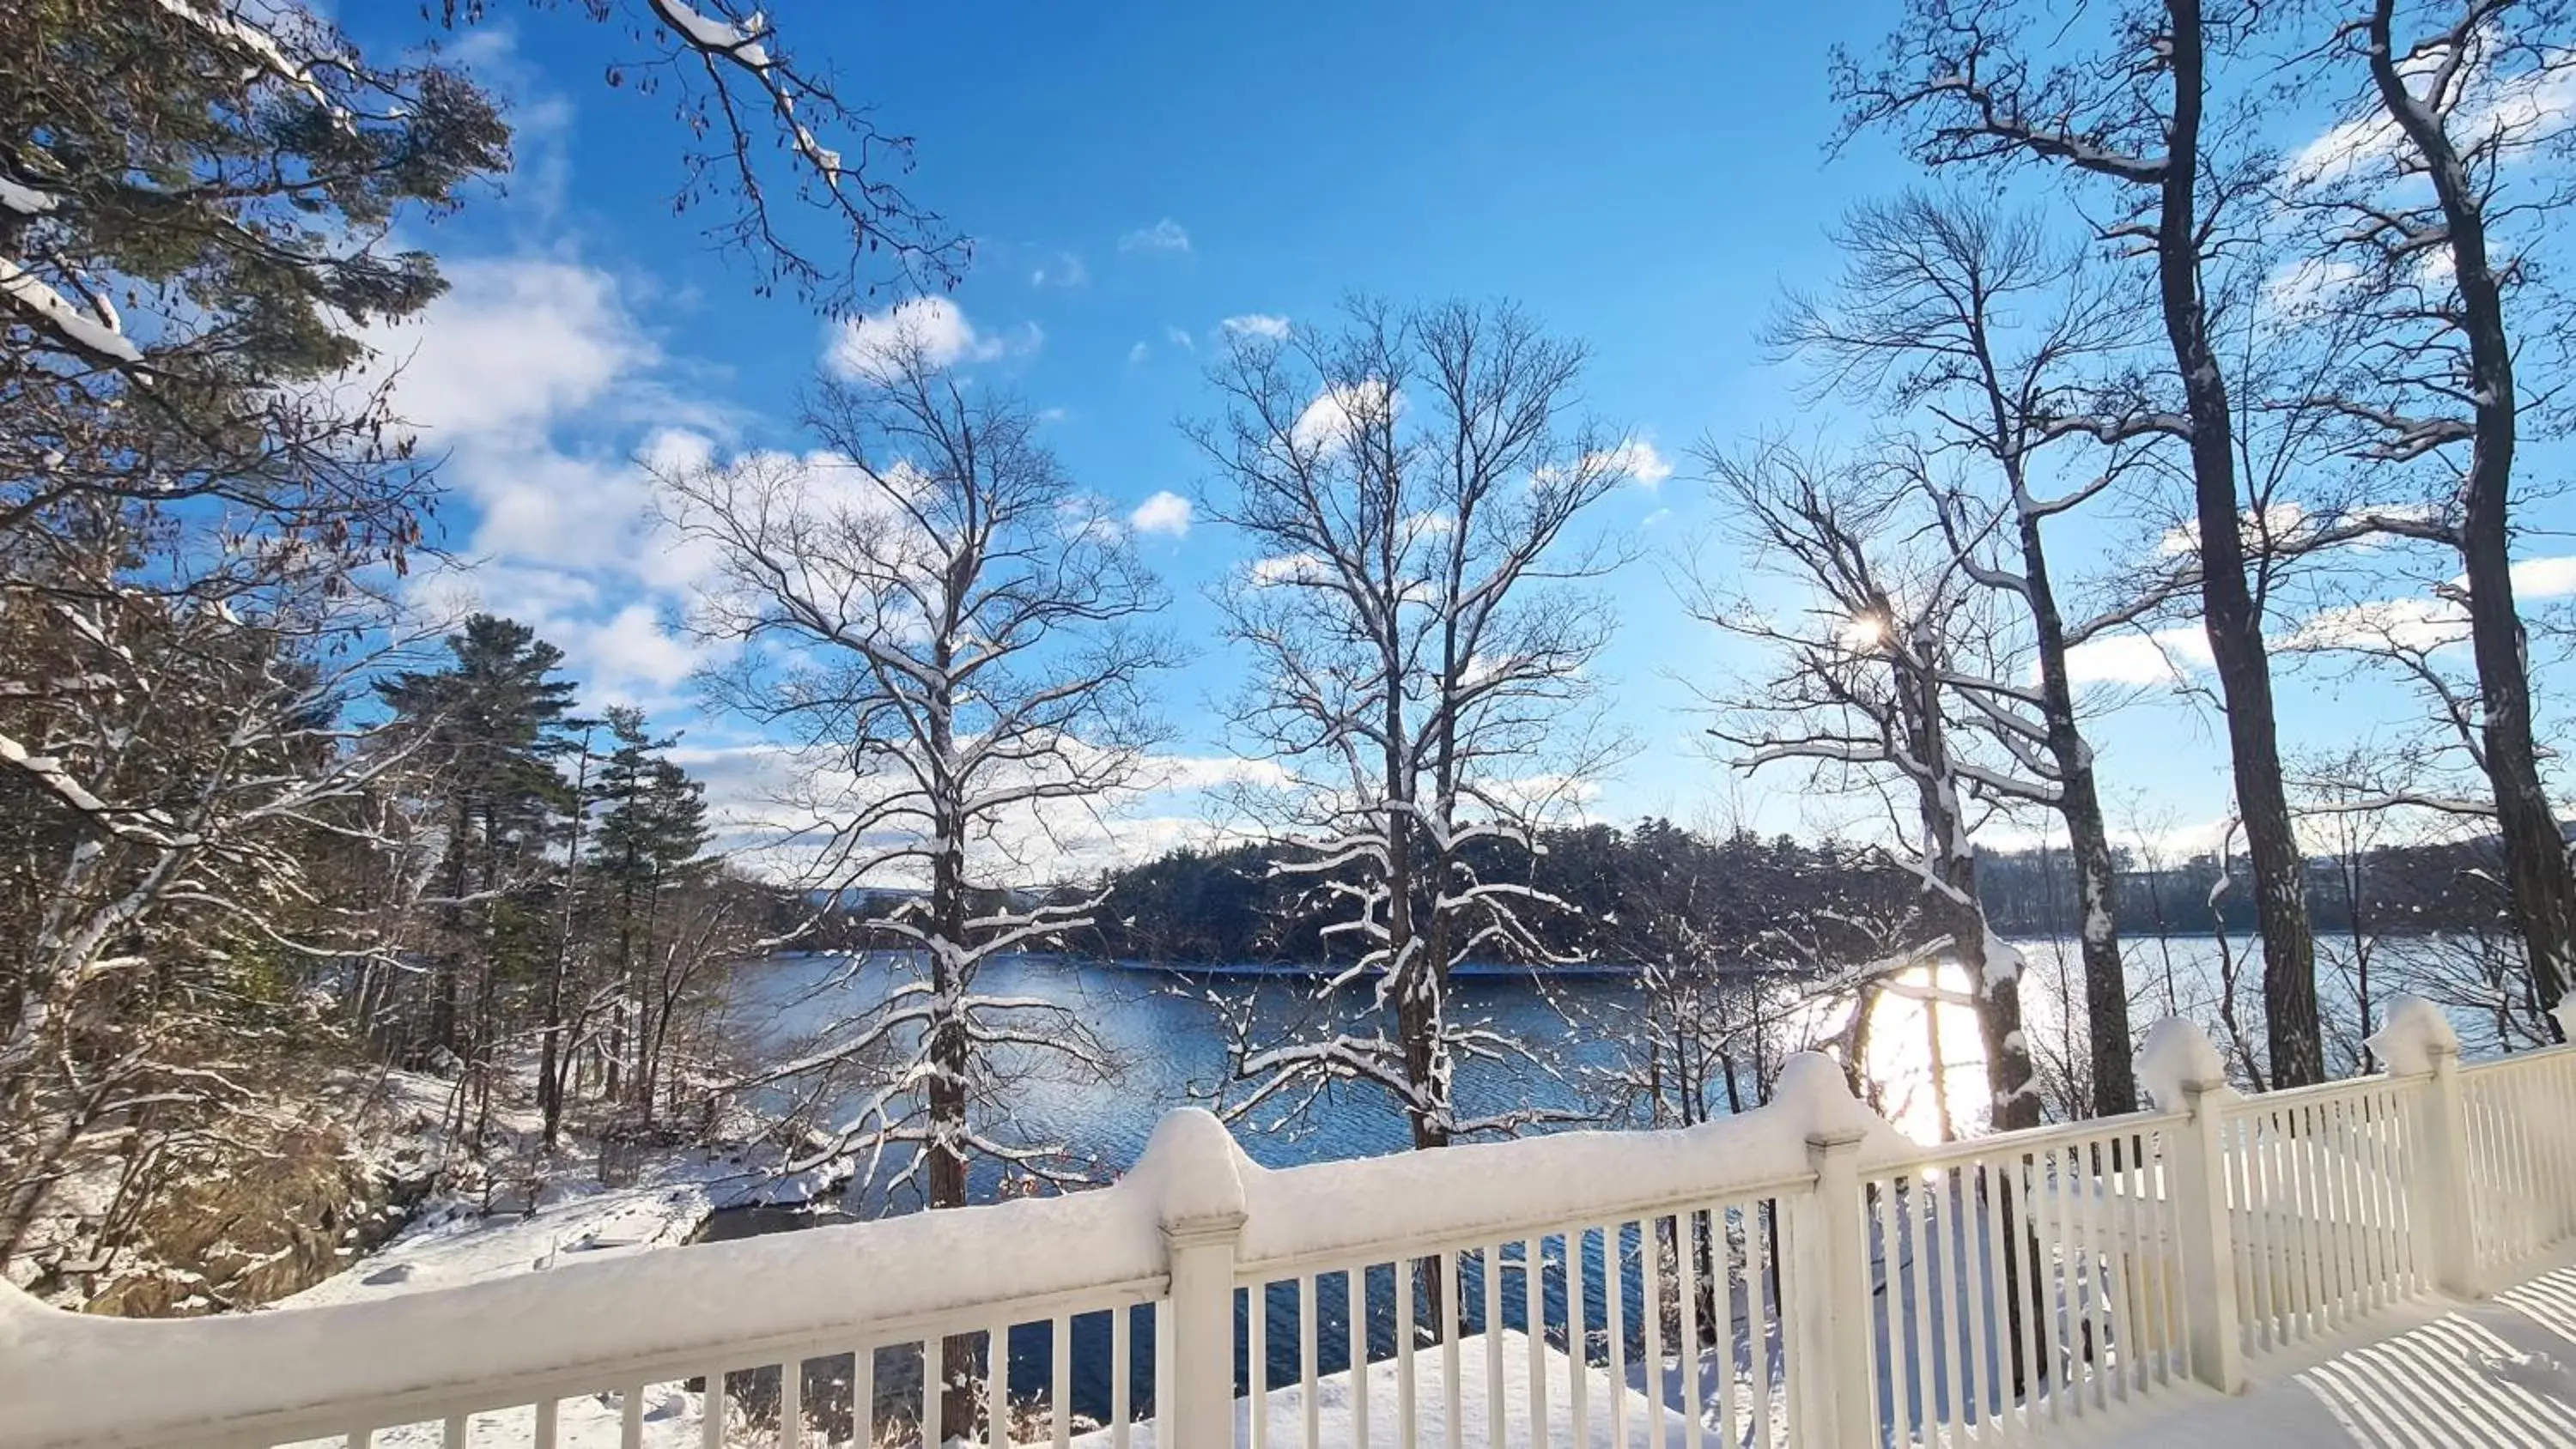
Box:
[3, 997, 2575, 1449]
[2107, 1252, 2576, 1448]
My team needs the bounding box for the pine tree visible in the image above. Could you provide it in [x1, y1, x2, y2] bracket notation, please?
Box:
[587, 706, 708, 1125]
[374, 616, 580, 1138]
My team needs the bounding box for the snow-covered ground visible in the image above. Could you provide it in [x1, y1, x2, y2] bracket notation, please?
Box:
[283, 1067, 843, 1310]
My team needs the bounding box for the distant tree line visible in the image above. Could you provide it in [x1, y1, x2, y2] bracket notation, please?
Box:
[1083, 822, 1924, 967]
[1082, 821, 2538, 968]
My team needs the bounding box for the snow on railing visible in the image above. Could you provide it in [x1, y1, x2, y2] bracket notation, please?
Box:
[6, 998, 2576, 1449]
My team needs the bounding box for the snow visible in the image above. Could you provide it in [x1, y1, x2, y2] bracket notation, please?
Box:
[2365, 992, 2461, 1076]
[0, 257, 143, 364]
[0, 178, 57, 215]
[2138, 1016, 2229, 1111]
[2551, 991, 2576, 1046]
[649, 0, 773, 67]
[1233, 1051, 1906, 1265]
[1074, 1330, 1709, 1449]
[2104, 1259, 2576, 1447]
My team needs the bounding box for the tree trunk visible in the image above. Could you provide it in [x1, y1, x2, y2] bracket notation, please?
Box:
[1902, 640, 2039, 1131]
[2014, 500, 2135, 1114]
[2161, 0, 2323, 1085]
[2366, 0, 2575, 1035]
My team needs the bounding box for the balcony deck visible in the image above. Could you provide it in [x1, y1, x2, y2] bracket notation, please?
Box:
[2105, 1253, 2576, 1449]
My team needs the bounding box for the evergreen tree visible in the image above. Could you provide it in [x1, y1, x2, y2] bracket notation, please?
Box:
[587, 706, 709, 1125]
[374, 616, 579, 1138]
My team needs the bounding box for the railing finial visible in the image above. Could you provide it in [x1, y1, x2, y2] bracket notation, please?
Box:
[2138, 1016, 2228, 1111]
[2366, 992, 2463, 1076]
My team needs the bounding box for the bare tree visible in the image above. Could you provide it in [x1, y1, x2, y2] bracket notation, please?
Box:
[1188, 298, 1634, 1152]
[1774, 191, 2154, 1115]
[661, 330, 1170, 1437]
[1838, 0, 2331, 1084]
[2285, 0, 2576, 1027]
[1689, 444, 2043, 1133]
[660, 327, 1171, 1216]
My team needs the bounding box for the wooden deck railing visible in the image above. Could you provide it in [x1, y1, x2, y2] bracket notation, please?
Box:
[4, 994, 2573, 1449]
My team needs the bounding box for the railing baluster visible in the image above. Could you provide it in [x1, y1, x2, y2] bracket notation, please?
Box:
[1300, 1273, 1320, 1449]
[1641, 1224, 1665, 1449]
[785, 1352, 805, 1449]
[989, 1321, 1012, 1449]
[1051, 1316, 1072, 1449]
[1608, 1224, 1631, 1449]
[2079, 1139, 2112, 1415]
[855, 1344, 878, 1449]
[2317, 1103, 2350, 1330]
[1473, 1246, 1498, 1449]
[1675, 1215, 1704, 1449]
[2116, 1131, 2152, 1399]
[1748, 1201, 1776, 1449]
[621, 1380, 644, 1449]
[2094, 1134, 2123, 1410]
[1970, 1162, 2017, 1446]
[1349, 1267, 1370, 1449]
[2308, 1117, 2349, 1349]
[2044, 1144, 2075, 1424]
[1249, 1282, 1269, 1449]
[1931, 1171, 1973, 1439]
[1397, 1258, 1419, 1449]
[702, 1366, 726, 1449]
[1880, 1176, 1919, 1443]
[1443, 1250, 1464, 1449]
[1528, 1236, 1551, 1449]
[2248, 1112, 2282, 1351]
[441, 1412, 467, 1448]
[1109, 1313, 1128, 1449]
[928, 1336, 945, 1449]
[535, 1399, 558, 1449]
[1569, 1228, 1592, 1449]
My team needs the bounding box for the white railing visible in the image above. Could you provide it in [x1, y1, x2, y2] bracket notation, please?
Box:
[5, 996, 2575, 1449]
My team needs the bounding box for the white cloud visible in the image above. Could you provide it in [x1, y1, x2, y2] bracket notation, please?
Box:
[826, 295, 1035, 380]
[1250, 552, 1326, 587]
[2513, 555, 2576, 597]
[2280, 597, 2470, 654]
[1599, 437, 1674, 488]
[2063, 627, 2216, 686]
[1164, 325, 1197, 353]
[1128, 490, 1193, 538]
[1028, 252, 1088, 289]
[1119, 218, 1192, 254]
[1127, 340, 1151, 366]
[373, 257, 646, 440]
[1291, 378, 1394, 453]
[2293, 50, 2576, 189]
[1221, 312, 1291, 342]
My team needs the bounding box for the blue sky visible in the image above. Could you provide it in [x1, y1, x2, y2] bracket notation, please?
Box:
[343, 2, 2576, 877]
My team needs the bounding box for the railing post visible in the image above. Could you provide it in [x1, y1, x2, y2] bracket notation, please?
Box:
[2368, 994, 2480, 1300]
[2139, 1017, 2244, 1395]
[2415, 1040, 2483, 1300]
[2173, 1078, 2246, 1394]
[1794, 1129, 1874, 1449]
[1164, 1211, 1246, 1449]
[1143, 1108, 1250, 1449]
